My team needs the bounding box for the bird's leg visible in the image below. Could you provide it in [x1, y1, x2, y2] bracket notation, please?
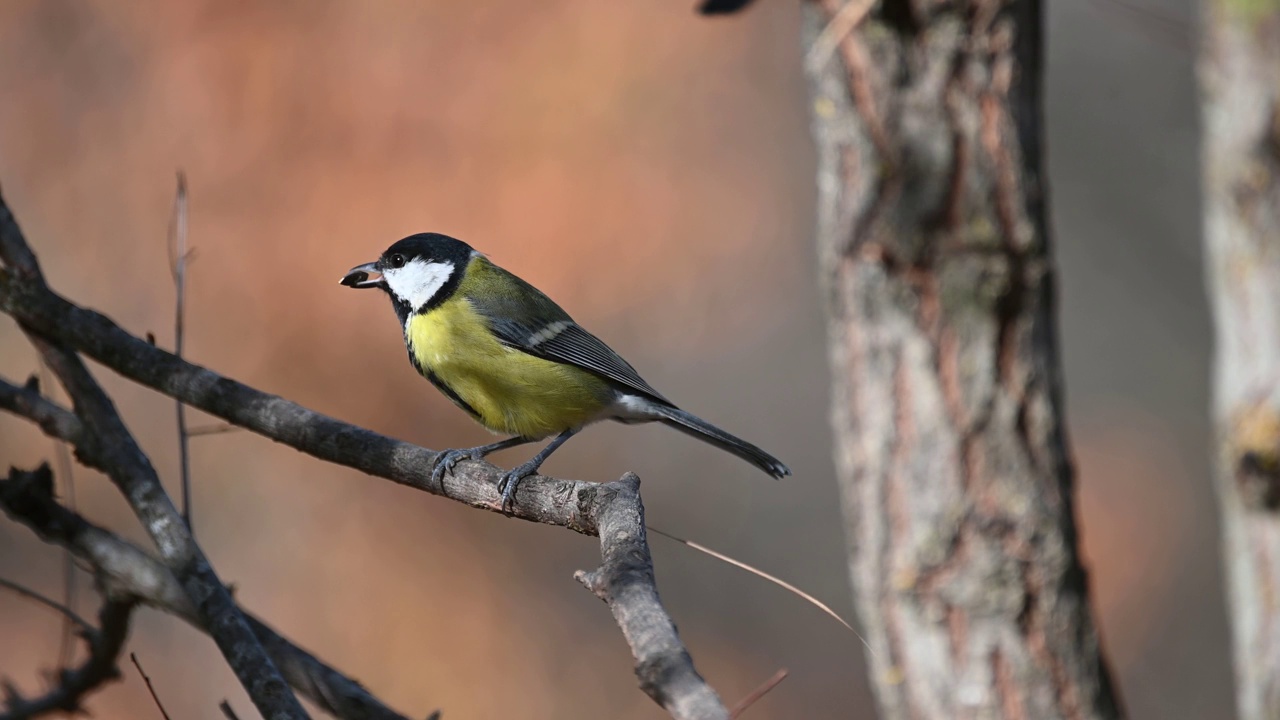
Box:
[431, 436, 535, 488]
[498, 427, 580, 511]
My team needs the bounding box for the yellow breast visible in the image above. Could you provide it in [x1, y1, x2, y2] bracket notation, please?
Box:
[405, 296, 611, 439]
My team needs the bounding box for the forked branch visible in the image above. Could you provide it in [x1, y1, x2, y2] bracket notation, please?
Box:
[0, 555, 135, 720]
[0, 190, 729, 719]
[0, 198, 306, 718]
[0, 465, 419, 720]
[575, 475, 725, 718]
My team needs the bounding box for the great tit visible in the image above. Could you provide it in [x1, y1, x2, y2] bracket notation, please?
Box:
[340, 233, 791, 508]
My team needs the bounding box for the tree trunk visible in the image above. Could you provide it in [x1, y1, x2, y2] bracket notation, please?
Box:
[1200, 2, 1280, 718]
[801, 2, 1123, 717]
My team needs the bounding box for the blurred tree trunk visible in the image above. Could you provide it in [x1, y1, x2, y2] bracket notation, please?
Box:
[1200, 2, 1280, 719]
[801, 2, 1122, 717]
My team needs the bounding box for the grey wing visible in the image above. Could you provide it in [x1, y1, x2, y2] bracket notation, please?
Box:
[467, 271, 671, 404]
[523, 322, 671, 404]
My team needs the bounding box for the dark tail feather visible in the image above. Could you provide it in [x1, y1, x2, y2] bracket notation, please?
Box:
[652, 405, 791, 478]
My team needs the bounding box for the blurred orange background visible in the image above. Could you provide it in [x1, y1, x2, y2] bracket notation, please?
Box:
[0, 1, 1225, 718]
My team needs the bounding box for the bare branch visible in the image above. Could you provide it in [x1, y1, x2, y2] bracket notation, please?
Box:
[167, 172, 193, 531]
[727, 668, 788, 719]
[2, 284, 604, 528]
[0, 256, 602, 530]
[0, 374, 91, 677]
[0, 375, 83, 442]
[37, 358, 81, 671]
[575, 475, 727, 720]
[129, 654, 173, 720]
[0, 589, 135, 720]
[0, 199, 306, 720]
[0, 189, 728, 718]
[0, 465, 424, 720]
[0, 576, 93, 633]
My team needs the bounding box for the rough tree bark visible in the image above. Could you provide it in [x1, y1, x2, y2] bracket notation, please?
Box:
[801, 2, 1122, 718]
[1200, 2, 1280, 719]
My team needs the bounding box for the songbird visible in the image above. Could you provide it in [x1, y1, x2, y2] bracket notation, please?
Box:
[340, 233, 790, 508]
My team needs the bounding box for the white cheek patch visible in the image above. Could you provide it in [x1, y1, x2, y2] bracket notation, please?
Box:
[384, 259, 455, 310]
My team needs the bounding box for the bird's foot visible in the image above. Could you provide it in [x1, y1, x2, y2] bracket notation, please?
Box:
[430, 447, 485, 489]
[497, 460, 542, 512]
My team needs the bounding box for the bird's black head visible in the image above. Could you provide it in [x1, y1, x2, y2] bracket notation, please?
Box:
[340, 233, 476, 317]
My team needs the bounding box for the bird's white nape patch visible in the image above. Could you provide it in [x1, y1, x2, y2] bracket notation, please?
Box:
[383, 259, 455, 310]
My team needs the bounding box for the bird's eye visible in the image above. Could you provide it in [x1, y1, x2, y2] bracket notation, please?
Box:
[387, 253, 406, 269]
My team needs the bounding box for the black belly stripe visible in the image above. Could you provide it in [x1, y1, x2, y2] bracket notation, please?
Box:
[405, 342, 483, 421]
[425, 369, 483, 421]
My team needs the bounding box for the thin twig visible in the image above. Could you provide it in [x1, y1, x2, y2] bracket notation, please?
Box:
[0, 193, 308, 720]
[168, 172, 193, 532]
[0, 465, 427, 720]
[728, 668, 788, 719]
[646, 527, 874, 659]
[0, 591, 136, 720]
[39, 360, 79, 671]
[187, 423, 241, 437]
[0, 377, 83, 441]
[130, 653, 173, 720]
[0, 576, 93, 632]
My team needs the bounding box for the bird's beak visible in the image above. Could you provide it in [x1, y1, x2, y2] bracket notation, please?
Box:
[340, 262, 384, 289]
